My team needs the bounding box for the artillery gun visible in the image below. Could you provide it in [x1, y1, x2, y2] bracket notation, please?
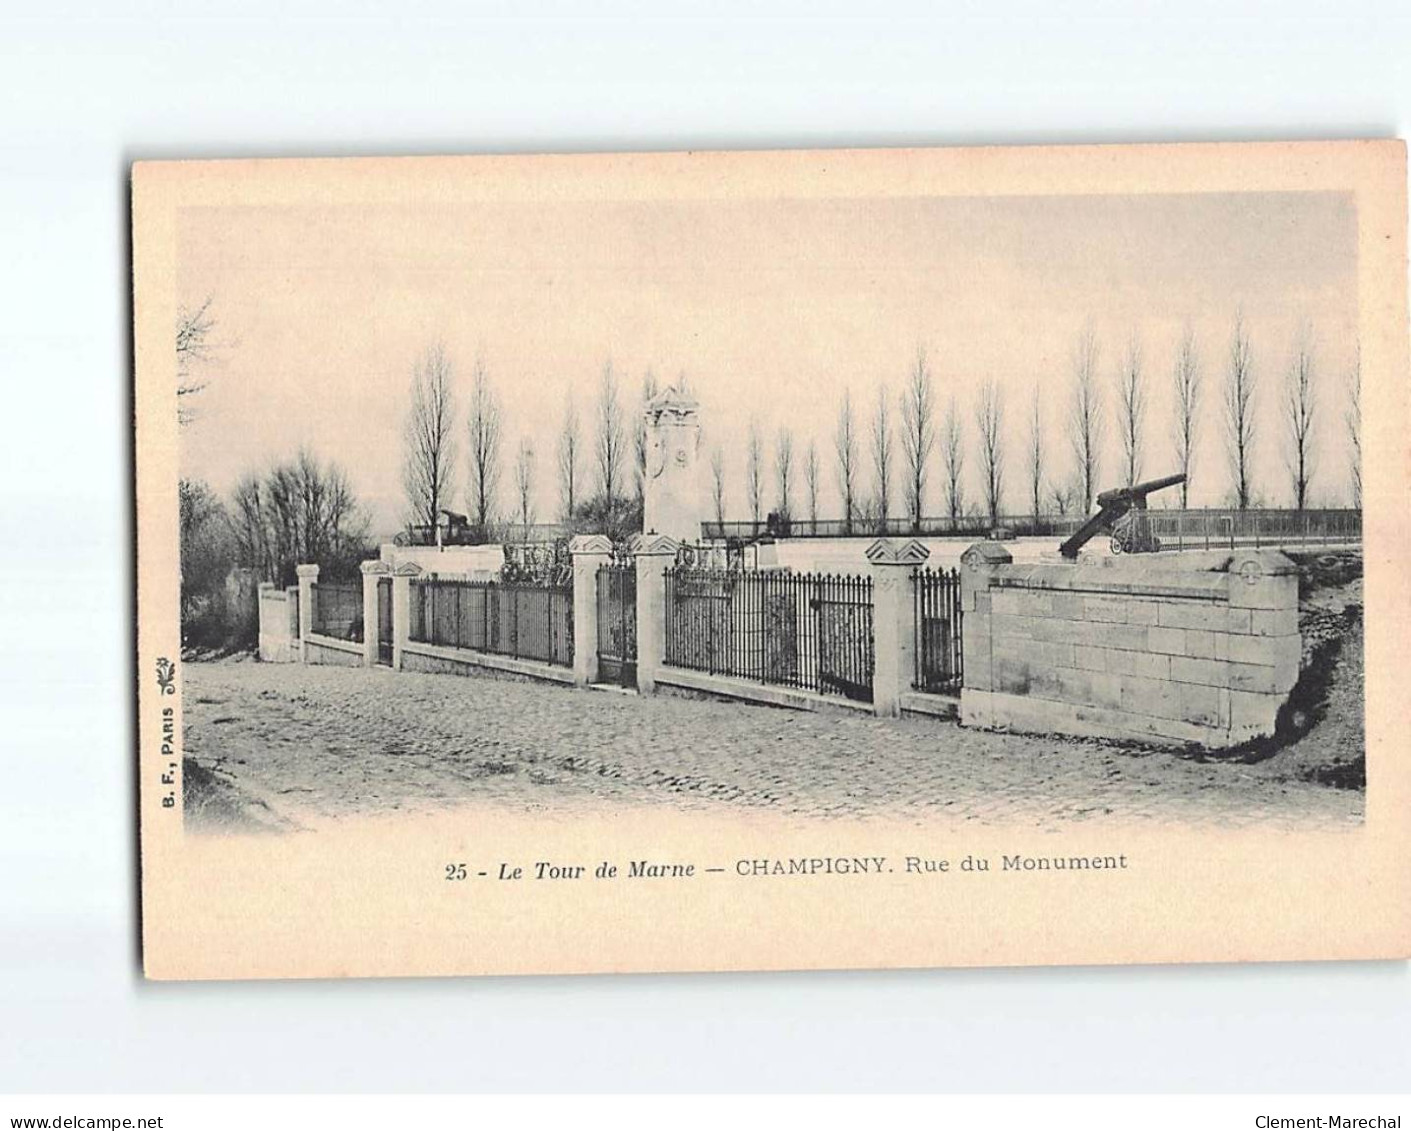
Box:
[1058, 473, 1186, 559]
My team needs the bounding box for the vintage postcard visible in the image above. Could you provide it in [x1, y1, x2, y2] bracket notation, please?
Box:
[134, 140, 1410, 980]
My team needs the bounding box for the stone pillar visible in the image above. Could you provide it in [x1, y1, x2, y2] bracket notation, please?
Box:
[630, 532, 680, 695]
[391, 562, 422, 671]
[295, 563, 319, 663]
[360, 560, 391, 668]
[641, 386, 704, 543]
[1225, 549, 1301, 740]
[568, 534, 614, 686]
[865, 538, 931, 718]
[957, 542, 1013, 728]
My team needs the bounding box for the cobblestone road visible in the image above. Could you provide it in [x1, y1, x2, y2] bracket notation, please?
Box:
[182, 658, 1363, 831]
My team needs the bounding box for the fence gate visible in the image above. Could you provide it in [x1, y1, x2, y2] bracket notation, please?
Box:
[595, 564, 637, 688]
[376, 576, 393, 665]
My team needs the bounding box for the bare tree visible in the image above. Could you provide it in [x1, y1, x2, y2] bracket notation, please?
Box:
[941, 393, 964, 524]
[1069, 322, 1102, 512]
[176, 295, 217, 425]
[1117, 333, 1146, 487]
[401, 341, 458, 530]
[232, 447, 368, 585]
[1284, 329, 1317, 511]
[870, 386, 893, 528]
[1224, 311, 1256, 510]
[709, 444, 727, 526]
[804, 440, 820, 530]
[774, 427, 795, 517]
[1171, 324, 1201, 508]
[557, 395, 580, 520]
[1026, 383, 1044, 525]
[465, 353, 502, 532]
[976, 378, 1005, 525]
[632, 369, 661, 511]
[514, 437, 536, 535]
[834, 390, 859, 535]
[595, 358, 626, 506]
[1346, 344, 1362, 507]
[745, 420, 764, 525]
[899, 345, 936, 529]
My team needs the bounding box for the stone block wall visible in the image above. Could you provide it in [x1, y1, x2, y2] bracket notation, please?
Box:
[257, 583, 299, 663]
[303, 635, 365, 668]
[959, 545, 1301, 748]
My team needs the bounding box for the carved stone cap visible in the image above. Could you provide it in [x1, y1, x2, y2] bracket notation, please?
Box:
[644, 385, 700, 424]
[295, 563, 321, 579]
[628, 531, 681, 557]
[258, 581, 278, 591]
[960, 542, 1014, 570]
[360, 559, 392, 575]
[865, 538, 931, 566]
[568, 533, 614, 556]
[393, 562, 424, 577]
[1225, 549, 1298, 580]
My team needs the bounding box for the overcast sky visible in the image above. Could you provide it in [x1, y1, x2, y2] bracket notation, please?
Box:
[178, 190, 1359, 534]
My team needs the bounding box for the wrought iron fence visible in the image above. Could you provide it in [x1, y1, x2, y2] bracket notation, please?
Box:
[595, 563, 637, 687]
[311, 581, 363, 641]
[408, 577, 574, 668]
[1139, 508, 1362, 551]
[664, 567, 874, 702]
[913, 567, 963, 695]
[701, 507, 1362, 546]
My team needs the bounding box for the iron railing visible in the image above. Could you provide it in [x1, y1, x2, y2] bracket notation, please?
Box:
[913, 567, 963, 695]
[311, 581, 363, 641]
[1137, 508, 1362, 551]
[408, 577, 574, 668]
[701, 507, 1363, 546]
[663, 567, 874, 702]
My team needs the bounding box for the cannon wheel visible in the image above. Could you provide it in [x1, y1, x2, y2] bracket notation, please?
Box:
[1110, 534, 1125, 554]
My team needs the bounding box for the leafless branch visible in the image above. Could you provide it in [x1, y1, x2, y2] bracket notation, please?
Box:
[401, 341, 458, 530]
[899, 344, 935, 529]
[1224, 311, 1256, 509]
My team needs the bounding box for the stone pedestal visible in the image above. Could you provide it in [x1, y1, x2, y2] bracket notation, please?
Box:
[866, 538, 932, 717]
[295, 563, 319, 663]
[630, 532, 680, 694]
[569, 534, 614, 686]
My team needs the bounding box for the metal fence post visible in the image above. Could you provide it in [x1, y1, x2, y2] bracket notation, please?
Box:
[866, 538, 931, 718]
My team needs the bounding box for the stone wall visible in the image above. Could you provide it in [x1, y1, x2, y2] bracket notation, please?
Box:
[256, 583, 299, 663]
[303, 633, 365, 668]
[377, 543, 504, 577]
[959, 545, 1301, 748]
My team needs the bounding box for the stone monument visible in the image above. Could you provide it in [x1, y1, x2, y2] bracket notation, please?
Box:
[642, 384, 704, 543]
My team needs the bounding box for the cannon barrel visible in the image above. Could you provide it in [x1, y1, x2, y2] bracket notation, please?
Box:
[1095, 472, 1186, 508]
[1061, 472, 1186, 558]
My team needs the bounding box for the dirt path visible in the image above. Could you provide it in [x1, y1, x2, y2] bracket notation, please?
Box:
[182, 656, 1362, 832]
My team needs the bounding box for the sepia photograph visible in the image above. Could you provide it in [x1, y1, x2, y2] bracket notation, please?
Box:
[132, 140, 1410, 981]
[174, 181, 1365, 831]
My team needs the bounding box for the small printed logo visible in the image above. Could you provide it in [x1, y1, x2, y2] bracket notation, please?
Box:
[156, 656, 177, 695]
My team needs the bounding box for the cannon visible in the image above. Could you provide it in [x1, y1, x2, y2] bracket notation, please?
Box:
[1058, 472, 1186, 559]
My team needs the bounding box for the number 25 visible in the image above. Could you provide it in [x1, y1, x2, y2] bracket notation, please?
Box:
[445, 863, 467, 881]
